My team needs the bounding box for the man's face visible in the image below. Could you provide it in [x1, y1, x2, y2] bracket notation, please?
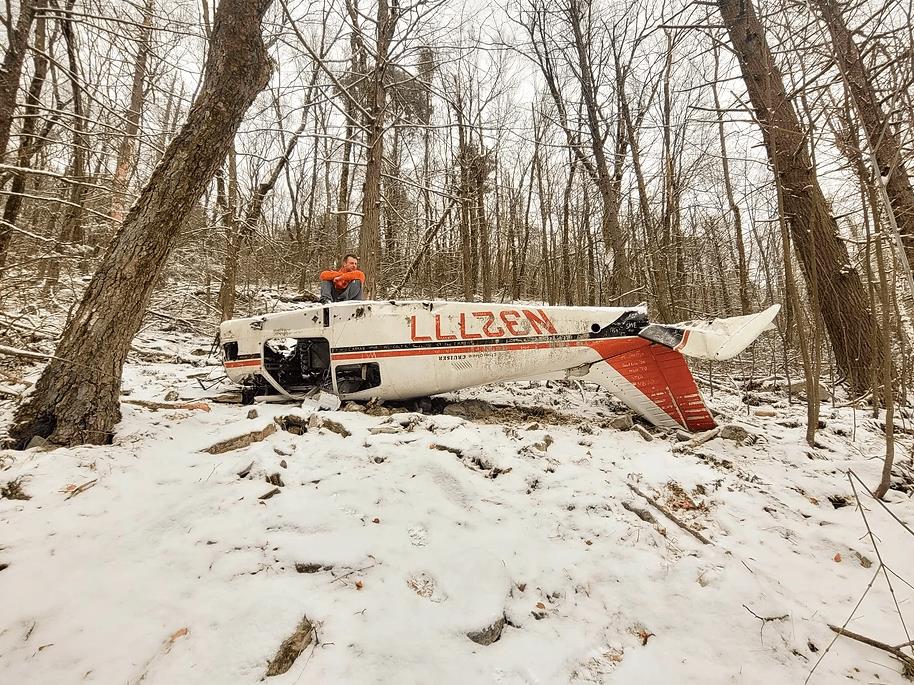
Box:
[341, 257, 358, 273]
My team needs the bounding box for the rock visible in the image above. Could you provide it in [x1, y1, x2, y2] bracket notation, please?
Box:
[720, 424, 751, 443]
[675, 429, 692, 442]
[264, 615, 314, 677]
[204, 423, 277, 454]
[632, 424, 653, 441]
[304, 413, 350, 437]
[467, 615, 505, 646]
[266, 472, 284, 487]
[26, 435, 48, 450]
[343, 401, 364, 412]
[164, 390, 180, 402]
[443, 399, 495, 420]
[276, 415, 308, 435]
[247, 408, 259, 420]
[279, 459, 287, 469]
[322, 418, 351, 438]
[609, 415, 634, 431]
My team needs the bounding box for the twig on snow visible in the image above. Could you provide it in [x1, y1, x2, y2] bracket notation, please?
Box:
[827, 624, 914, 676]
[626, 482, 712, 545]
[743, 604, 789, 639]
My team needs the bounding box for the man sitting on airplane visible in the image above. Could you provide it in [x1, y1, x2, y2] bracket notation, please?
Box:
[319, 254, 365, 303]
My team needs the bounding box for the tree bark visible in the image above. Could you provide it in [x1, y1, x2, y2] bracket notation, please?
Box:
[357, 0, 398, 298]
[814, 0, 914, 277]
[0, 0, 37, 161]
[9, 0, 274, 448]
[111, 0, 154, 224]
[0, 12, 47, 270]
[717, 0, 883, 394]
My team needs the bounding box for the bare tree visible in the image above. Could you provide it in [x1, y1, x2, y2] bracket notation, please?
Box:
[9, 0, 275, 448]
[717, 0, 883, 394]
[0, 0, 37, 160]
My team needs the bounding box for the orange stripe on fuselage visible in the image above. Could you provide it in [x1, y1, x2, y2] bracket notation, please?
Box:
[225, 359, 261, 368]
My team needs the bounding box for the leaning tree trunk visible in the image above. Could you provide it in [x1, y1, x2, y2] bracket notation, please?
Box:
[813, 0, 914, 277]
[9, 0, 274, 448]
[717, 0, 883, 394]
[0, 0, 37, 161]
[0, 13, 48, 271]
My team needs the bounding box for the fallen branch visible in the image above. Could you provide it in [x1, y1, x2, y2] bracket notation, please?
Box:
[828, 624, 914, 676]
[0, 343, 53, 361]
[674, 427, 721, 452]
[626, 482, 712, 545]
[63, 479, 98, 500]
[743, 604, 789, 639]
[123, 398, 211, 412]
[204, 423, 277, 454]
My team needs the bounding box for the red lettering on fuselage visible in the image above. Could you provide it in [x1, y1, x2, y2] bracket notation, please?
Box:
[459, 313, 482, 339]
[499, 310, 528, 336]
[435, 314, 457, 340]
[524, 309, 557, 334]
[410, 309, 556, 341]
[410, 315, 431, 341]
[475, 311, 505, 337]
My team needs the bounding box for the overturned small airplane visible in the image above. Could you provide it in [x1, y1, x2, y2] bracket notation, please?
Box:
[220, 301, 780, 432]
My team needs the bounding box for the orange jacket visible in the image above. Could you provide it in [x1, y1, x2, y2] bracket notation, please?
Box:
[320, 269, 365, 290]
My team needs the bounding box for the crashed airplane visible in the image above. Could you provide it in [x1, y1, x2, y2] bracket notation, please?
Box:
[220, 301, 780, 432]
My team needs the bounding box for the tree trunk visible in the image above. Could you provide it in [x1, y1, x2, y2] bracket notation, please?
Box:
[9, 0, 274, 448]
[357, 0, 398, 298]
[111, 0, 154, 224]
[717, 0, 883, 394]
[814, 0, 914, 277]
[0, 12, 47, 270]
[0, 0, 37, 161]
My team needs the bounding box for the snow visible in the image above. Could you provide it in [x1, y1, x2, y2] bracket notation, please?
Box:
[1, 336, 913, 684]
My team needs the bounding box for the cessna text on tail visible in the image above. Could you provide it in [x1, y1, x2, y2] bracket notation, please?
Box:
[220, 301, 780, 432]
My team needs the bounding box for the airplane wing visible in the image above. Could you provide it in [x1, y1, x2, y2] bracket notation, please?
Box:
[637, 305, 781, 361]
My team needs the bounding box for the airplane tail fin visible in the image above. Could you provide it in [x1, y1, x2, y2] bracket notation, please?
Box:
[585, 343, 717, 432]
[637, 305, 780, 361]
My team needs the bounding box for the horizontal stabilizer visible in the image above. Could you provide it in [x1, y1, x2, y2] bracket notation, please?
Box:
[638, 305, 781, 361]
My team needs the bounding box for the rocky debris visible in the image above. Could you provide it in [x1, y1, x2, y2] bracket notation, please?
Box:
[26, 435, 48, 450]
[164, 390, 180, 402]
[264, 615, 315, 677]
[444, 399, 495, 421]
[608, 414, 634, 431]
[466, 615, 505, 646]
[364, 398, 394, 416]
[266, 472, 284, 487]
[259, 487, 281, 500]
[632, 425, 653, 442]
[236, 461, 254, 478]
[204, 423, 277, 454]
[276, 414, 308, 435]
[531, 435, 554, 452]
[246, 408, 258, 420]
[306, 414, 351, 437]
[719, 424, 753, 444]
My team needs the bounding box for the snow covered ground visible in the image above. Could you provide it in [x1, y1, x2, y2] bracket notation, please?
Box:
[1, 330, 913, 684]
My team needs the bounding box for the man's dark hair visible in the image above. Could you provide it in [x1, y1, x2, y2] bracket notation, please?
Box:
[342, 253, 359, 262]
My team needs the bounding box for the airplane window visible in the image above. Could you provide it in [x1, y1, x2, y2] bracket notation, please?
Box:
[335, 363, 381, 393]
